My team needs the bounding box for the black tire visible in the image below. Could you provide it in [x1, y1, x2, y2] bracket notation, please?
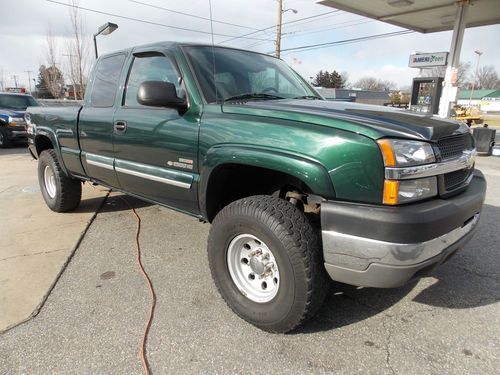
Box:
[38, 149, 82, 212]
[208, 195, 329, 333]
[0, 127, 11, 148]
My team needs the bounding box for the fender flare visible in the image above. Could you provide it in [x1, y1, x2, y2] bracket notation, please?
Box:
[199, 144, 335, 219]
[34, 127, 69, 176]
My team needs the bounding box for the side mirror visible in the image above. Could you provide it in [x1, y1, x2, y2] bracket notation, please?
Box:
[137, 81, 187, 110]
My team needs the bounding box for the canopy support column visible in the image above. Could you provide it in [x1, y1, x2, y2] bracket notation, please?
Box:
[438, 1, 469, 118]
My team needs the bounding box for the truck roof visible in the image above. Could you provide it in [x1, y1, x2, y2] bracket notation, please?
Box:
[98, 41, 278, 60]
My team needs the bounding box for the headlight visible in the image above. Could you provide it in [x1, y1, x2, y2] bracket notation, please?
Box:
[378, 139, 435, 167]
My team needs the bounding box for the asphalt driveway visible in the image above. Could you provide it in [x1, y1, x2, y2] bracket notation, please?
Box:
[1, 157, 499, 374]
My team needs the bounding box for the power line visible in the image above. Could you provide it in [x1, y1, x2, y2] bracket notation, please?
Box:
[284, 20, 375, 39]
[279, 30, 414, 55]
[46, 0, 275, 41]
[241, 19, 374, 50]
[278, 11, 346, 32]
[128, 0, 260, 31]
[283, 16, 372, 34]
[219, 9, 341, 45]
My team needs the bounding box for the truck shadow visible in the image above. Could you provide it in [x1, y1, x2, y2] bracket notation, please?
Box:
[76, 193, 154, 213]
[295, 203, 500, 334]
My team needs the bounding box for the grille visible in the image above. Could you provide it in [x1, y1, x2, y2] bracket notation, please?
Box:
[444, 168, 472, 190]
[437, 134, 473, 160]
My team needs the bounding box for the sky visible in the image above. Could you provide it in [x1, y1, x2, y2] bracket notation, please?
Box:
[1, 0, 499, 90]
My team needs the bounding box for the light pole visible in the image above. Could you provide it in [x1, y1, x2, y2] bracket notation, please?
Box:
[468, 49, 483, 107]
[93, 22, 118, 59]
[275, 1, 297, 59]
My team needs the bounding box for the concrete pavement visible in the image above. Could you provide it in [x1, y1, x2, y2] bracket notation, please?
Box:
[0, 147, 108, 332]
[0, 155, 498, 374]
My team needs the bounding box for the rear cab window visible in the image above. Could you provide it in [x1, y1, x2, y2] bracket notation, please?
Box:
[89, 54, 127, 107]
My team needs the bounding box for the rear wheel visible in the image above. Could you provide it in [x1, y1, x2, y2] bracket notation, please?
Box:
[0, 128, 11, 148]
[208, 195, 329, 333]
[38, 149, 82, 212]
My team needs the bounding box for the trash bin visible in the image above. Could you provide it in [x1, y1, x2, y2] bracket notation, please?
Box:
[473, 127, 496, 156]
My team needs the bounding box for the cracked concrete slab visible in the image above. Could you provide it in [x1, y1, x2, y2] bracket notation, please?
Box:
[0, 147, 108, 331]
[0, 155, 498, 373]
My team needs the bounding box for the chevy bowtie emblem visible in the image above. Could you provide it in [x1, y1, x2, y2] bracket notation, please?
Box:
[464, 150, 476, 169]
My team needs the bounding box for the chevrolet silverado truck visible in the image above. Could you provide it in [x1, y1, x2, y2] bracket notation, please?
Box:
[26, 43, 486, 333]
[0, 93, 39, 147]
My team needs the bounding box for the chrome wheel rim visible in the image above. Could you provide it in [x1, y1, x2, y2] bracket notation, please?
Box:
[0, 132, 4, 145]
[227, 234, 280, 303]
[43, 165, 56, 199]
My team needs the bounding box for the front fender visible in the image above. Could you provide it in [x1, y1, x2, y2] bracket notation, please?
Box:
[199, 144, 335, 217]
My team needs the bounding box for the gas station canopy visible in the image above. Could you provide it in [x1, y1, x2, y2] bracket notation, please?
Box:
[317, 0, 500, 33]
[317, 0, 500, 118]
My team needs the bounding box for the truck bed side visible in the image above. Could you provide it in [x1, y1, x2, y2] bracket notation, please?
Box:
[27, 105, 86, 178]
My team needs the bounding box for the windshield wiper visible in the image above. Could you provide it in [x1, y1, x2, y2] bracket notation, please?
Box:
[293, 95, 321, 100]
[224, 93, 285, 102]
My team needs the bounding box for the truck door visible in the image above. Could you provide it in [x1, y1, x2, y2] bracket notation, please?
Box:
[79, 53, 127, 188]
[112, 51, 199, 214]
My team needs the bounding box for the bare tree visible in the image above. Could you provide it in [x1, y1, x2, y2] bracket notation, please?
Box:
[468, 65, 500, 89]
[423, 61, 471, 87]
[65, 0, 90, 100]
[355, 77, 396, 92]
[341, 71, 350, 88]
[42, 26, 64, 98]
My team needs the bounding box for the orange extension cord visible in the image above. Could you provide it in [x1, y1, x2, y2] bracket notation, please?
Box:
[120, 196, 156, 375]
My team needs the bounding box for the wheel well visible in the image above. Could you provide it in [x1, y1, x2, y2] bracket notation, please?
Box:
[35, 135, 54, 156]
[205, 164, 312, 222]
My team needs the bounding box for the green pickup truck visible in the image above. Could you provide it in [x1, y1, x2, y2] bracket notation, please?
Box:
[26, 42, 486, 333]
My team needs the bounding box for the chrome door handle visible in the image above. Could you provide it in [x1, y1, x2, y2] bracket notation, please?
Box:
[114, 120, 127, 133]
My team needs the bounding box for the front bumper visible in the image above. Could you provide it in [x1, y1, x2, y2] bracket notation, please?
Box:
[321, 170, 486, 288]
[6, 125, 27, 141]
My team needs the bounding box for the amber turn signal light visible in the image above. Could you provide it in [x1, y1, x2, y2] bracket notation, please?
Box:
[383, 180, 399, 205]
[377, 139, 396, 167]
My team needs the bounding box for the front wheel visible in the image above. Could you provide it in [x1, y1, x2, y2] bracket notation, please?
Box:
[0, 128, 11, 148]
[38, 149, 82, 212]
[208, 195, 329, 333]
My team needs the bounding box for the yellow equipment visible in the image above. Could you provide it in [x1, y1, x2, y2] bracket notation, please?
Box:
[452, 105, 483, 126]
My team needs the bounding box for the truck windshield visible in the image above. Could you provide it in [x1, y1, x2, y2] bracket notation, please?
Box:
[0, 94, 39, 110]
[184, 46, 320, 103]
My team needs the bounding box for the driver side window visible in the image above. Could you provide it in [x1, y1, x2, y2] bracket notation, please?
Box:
[124, 54, 182, 107]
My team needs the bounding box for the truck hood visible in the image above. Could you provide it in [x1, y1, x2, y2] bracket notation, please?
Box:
[0, 108, 26, 118]
[221, 99, 468, 141]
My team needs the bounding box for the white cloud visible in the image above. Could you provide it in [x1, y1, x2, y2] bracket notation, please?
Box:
[1, 0, 499, 90]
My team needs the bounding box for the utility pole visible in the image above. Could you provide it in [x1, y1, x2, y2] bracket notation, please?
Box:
[25, 71, 33, 94]
[275, 2, 297, 59]
[275, 0, 283, 58]
[12, 75, 19, 88]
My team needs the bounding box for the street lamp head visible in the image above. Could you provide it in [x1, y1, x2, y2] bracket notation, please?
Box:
[283, 8, 298, 14]
[94, 22, 118, 59]
[474, 49, 483, 56]
[97, 22, 118, 36]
